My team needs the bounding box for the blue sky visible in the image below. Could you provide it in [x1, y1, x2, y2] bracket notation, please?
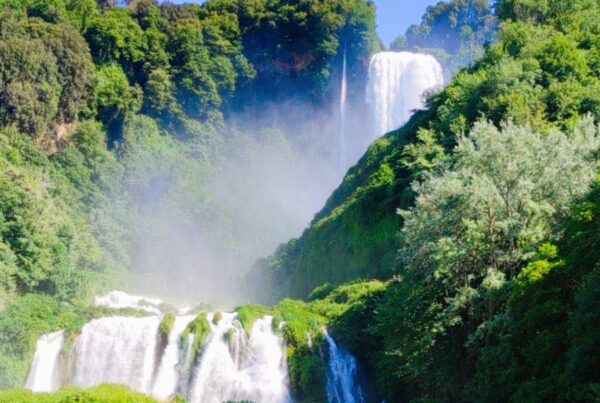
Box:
[165, 0, 440, 46]
[376, 0, 440, 45]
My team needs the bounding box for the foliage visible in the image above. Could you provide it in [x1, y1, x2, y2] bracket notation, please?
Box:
[0, 13, 94, 136]
[212, 311, 222, 325]
[0, 294, 83, 388]
[370, 118, 599, 400]
[0, 36, 60, 135]
[391, 0, 497, 75]
[270, 280, 385, 402]
[158, 312, 176, 343]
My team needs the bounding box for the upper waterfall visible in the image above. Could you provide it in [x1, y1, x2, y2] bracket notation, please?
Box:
[366, 51, 444, 137]
[339, 47, 348, 174]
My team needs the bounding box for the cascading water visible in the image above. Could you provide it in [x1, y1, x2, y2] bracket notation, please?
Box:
[152, 314, 195, 400]
[325, 331, 369, 403]
[71, 316, 161, 394]
[366, 51, 444, 137]
[339, 47, 348, 174]
[25, 292, 291, 403]
[189, 314, 291, 403]
[25, 331, 65, 392]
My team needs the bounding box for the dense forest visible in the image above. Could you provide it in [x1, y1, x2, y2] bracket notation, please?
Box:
[1, 0, 600, 402]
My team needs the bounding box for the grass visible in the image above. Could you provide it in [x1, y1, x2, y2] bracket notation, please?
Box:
[0, 384, 158, 402]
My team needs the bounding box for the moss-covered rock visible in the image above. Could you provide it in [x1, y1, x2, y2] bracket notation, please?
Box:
[180, 312, 211, 361]
[212, 311, 223, 325]
[235, 304, 270, 333]
[158, 312, 176, 348]
[272, 299, 327, 402]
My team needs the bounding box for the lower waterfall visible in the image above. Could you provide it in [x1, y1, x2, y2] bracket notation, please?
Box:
[71, 316, 161, 394]
[25, 297, 291, 402]
[25, 330, 64, 392]
[26, 292, 372, 402]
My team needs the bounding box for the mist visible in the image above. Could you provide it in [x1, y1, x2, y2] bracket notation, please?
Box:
[112, 89, 372, 307]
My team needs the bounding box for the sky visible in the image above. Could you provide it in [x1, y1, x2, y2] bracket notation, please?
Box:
[375, 0, 440, 45]
[166, 0, 441, 46]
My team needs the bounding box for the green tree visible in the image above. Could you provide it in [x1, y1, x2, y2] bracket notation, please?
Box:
[92, 63, 142, 135]
[24, 19, 96, 123]
[374, 118, 600, 400]
[0, 37, 60, 135]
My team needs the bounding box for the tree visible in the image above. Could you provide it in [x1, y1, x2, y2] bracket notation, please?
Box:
[25, 19, 96, 123]
[92, 63, 142, 136]
[0, 37, 60, 135]
[84, 8, 147, 76]
[374, 118, 600, 400]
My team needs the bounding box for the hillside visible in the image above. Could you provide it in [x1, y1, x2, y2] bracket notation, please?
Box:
[255, 0, 600, 300]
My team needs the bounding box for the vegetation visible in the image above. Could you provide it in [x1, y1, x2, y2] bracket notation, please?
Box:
[0, 0, 378, 390]
[235, 304, 270, 333]
[257, 0, 600, 299]
[391, 0, 497, 75]
[180, 312, 211, 362]
[3, 0, 600, 402]
[158, 312, 176, 345]
[272, 280, 385, 402]
[252, 0, 600, 401]
[212, 311, 222, 325]
[0, 384, 158, 402]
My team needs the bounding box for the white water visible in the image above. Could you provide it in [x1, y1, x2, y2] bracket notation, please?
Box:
[26, 298, 291, 402]
[190, 314, 291, 403]
[152, 315, 195, 400]
[366, 51, 443, 137]
[339, 47, 348, 174]
[94, 290, 163, 315]
[25, 330, 64, 392]
[72, 316, 161, 393]
[325, 331, 367, 403]
[26, 291, 372, 402]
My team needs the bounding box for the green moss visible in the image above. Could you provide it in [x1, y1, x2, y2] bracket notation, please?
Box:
[0, 384, 157, 402]
[235, 304, 270, 333]
[271, 299, 327, 402]
[180, 312, 211, 361]
[159, 313, 176, 341]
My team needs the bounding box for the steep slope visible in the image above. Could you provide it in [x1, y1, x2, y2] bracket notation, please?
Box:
[254, 0, 600, 300]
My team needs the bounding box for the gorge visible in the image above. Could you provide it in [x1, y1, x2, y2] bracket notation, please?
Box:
[5, 1, 598, 402]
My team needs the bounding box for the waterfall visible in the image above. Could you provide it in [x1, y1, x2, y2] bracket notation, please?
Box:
[366, 51, 444, 137]
[152, 315, 195, 400]
[71, 316, 161, 394]
[25, 330, 64, 392]
[25, 293, 291, 403]
[339, 47, 348, 174]
[325, 331, 368, 403]
[189, 314, 291, 403]
[94, 290, 164, 314]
